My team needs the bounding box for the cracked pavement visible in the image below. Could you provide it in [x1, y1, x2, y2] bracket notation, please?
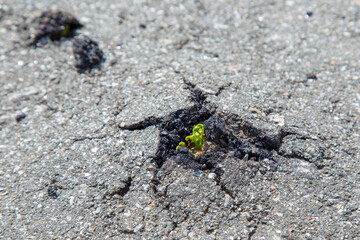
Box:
[1, 0, 360, 239]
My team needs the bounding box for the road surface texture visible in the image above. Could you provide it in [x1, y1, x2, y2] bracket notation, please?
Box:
[0, 0, 359, 239]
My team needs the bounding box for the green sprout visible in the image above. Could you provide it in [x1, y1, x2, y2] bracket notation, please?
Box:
[176, 124, 206, 156]
[50, 24, 70, 41]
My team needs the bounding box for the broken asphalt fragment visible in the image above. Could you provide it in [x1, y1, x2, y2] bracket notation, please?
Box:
[72, 34, 105, 73]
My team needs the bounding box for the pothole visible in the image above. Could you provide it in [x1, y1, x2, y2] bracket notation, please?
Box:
[120, 80, 292, 199]
[24, 10, 82, 46]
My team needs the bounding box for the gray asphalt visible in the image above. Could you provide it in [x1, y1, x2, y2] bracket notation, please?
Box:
[1, 0, 359, 239]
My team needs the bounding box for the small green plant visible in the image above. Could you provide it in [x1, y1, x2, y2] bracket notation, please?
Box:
[50, 24, 70, 40]
[176, 124, 206, 156]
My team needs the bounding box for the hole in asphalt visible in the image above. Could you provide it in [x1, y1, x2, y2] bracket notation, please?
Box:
[26, 10, 82, 46]
[120, 82, 284, 172]
[119, 76, 322, 198]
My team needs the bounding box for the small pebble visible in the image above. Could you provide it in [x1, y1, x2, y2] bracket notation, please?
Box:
[208, 173, 217, 180]
[93, 207, 101, 214]
[133, 224, 144, 233]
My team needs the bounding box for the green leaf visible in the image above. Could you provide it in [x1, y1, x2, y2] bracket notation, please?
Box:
[50, 24, 70, 40]
[176, 141, 186, 151]
[176, 124, 206, 154]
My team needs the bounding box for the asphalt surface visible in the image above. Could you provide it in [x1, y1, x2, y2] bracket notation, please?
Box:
[0, 0, 360, 239]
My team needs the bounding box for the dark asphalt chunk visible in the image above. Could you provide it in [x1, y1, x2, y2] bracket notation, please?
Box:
[14, 112, 26, 122]
[72, 34, 105, 73]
